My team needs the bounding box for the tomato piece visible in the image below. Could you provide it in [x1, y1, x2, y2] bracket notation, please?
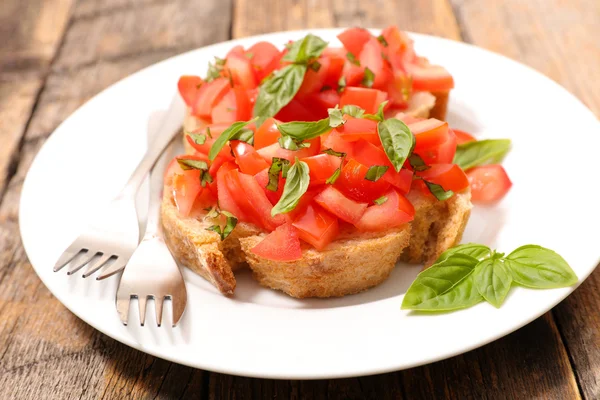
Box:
[247, 41, 282, 81]
[314, 186, 368, 224]
[297, 57, 330, 96]
[300, 153, 342, 185]
[306, 89, 341, 114]
[467, 165, 512, 204]
[453, 129, 476, 144]
[381, 26, 415, 70]
[322, 131, 354, 157]
[339, 87, 388, 114]
[226, 45, 245, 58]
[216, 162, 245, 217]
[355, 188, 414, 231]
[386, 70, 412, 107]
[359, 37, 392, 90]
[337, 27, 372, 57]
[177, 76, 203, 107]
[411, 119, 449, 148]
[416, 128, 457, 165]
[256, 137, 320, 163]
[251, 224, 302, 261]
[172, 169, 203, 217]
[164, 157, 183, 186]
[417, 164, 469, 192]
[342, 61, 366, 86]
[230, 140, 269, 175]
[323, 54, 345, 87]
[192, 78, 230, 119]
[254, 167, 284, 205]
[335, 158, 391, 203]
[410, 65, 454, 92]
[186, 123, 235, 161]
[335, 116, 379, 144]
[211, 89, 237, 124]
[225, 52, 258, 89]
[276, 99, 321, 122]
[255, 117, 282, 149]
[292, 202, 339, 250]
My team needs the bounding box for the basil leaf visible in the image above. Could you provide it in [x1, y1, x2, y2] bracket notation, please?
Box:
[200, 171, 213, 187]
[341, 105, 365, 118]
[437, 243, 492, 262]
[374, 196, 387, 205]
[327, 108, 345, 128]
[325, 168, 341, 185]
[346, 52, 360, 66]
[271, 159, 310, 215]
[473, 258, 512, 308]
[362, 67, 375, 88]
[365, 165, 388, 182]
[206, 211, 238, 240]
[206, 58, 224, 82]
[205, 207, 220, 219]
[401, 254, 483, 311]
[283, 34, 328, 63]
[209, 119, 256, 160]
[363, 100, 388, 122]
[186, 132, 206, 145]
[278, 136, 310, 151]
[504, 245, 578, 288]
[337, 76, 346, 93]
[408, 154, 429, 171]
[423, 180, 455, 201]
[322, 148, 346, 157]
[266, 158, 290, 191]
[377, 34, 388, 47]
[309, 61, 321, 72]
[453, 139, 511, 170]
[206, 126, 213, 138]
[253, 64, 307, 126]
[377, 118, 415, 172]
[230, 127, 254, 145]
[277, 118, 331, 140]
[176, 158, 208, 171]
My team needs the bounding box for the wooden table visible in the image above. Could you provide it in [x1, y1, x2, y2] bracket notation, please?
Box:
[1, 0, 599, 398]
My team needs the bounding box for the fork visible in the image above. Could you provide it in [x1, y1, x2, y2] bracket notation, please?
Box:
[53, 95, 184, 279]
[116, 144, 187, 327]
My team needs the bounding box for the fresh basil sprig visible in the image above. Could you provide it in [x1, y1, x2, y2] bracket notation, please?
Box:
[208, 118, 257, 160]
[266, 158, 290, 191]
[206, 210, 238, 240]
[271, 159, 310, 216]
[277, 118, 331, 140]
[402, 244, 578, 312]
[282, 34, 328, 63]
[377, 118, 415, 172]
[453, 139, 511, 170]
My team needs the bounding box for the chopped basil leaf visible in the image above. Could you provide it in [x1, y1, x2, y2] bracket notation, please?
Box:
[206, 57, 225, 82]
[337, 76, 346, 93]
[377, 34, 389, 47]
[325, 168, 341, 185]
[278, 135, 310, 150]
[282, 34, 328, 63]
[230, 127, 254, 145]
[209, 118, 257, 160]
[362, 67, 375, 88]
[424, 180, 454, 201]
[176, 158, 208, 171]
[206, 126, 213, 138]
[205, 207, 220, 219]
[408, 154, 429, 172]
[374, 195, 388, 205]
[322, 148, 346, 158]
[453, 139, 511, 170]
[253, 64, 306, 127]
[206, 210, 238, 240]
[266, 158, 290, 191]
[321, 85, 332, 92]
[346, 52, 360, 66]
[341, 104, 365, 118]
[215, 57, 226, 66]
[363, 100, 388, 122]
[309, 61, 321, 72]
[186, 132, 206, 145]
[277, 118, 331, 140]
[327, 108, 345, 128]
[245, 52, 254, 59]
[200, 170, 213, 187]
[226, 69, 234, 87]
[377, 118, 415, 172]
[365, 165, 389, 182]
[271, 159, 310, 215]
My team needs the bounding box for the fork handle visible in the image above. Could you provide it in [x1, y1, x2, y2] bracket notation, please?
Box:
[120, 95, 185, 199]
[144, 140, 176, 238]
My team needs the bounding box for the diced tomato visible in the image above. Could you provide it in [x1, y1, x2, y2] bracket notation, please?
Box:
[247, 41, 282, 81]
[230, 140, 269, 175]
[342, 61, 365, 87]
[225, 52, 258, 89]
[256, 137, 320, 162]
[297, 57, 330, 96]
[164, 157, 183, 186]
[314, 186, 368, 224]
[189, 186, 217, 216]
[335, 158, 391, 203]
[226, 45, 245, 58]
[416, 128, 457, 165]
[172, 169, 202, 217]
[306, 89, 341, 116]
[380, 26, 415, 70]
[417, 164, 469, 192]
[337, 27, 372, 57]
[255, 117, 282, 149]
[467, 165, 512, 204]
[301, 153, 343, 185]
[411, 119, 449, 147]
[216, 162, 245, 217]
[177, 76, 203, 107]
[410, 64, 454, 92]
[251, 223, 302, 262]
[192, 78, 230, 119]
[386, 70, 412, 107]
[339, 87, 388, 114]
[287, 188, 321, 220]
[276, 99, 321, 122]
[322, 130, 355, 156]
[453, 129, 476, 144]
[254, 167, 284, 205]
[359, 37, 392, 90]
[211, 89, 237, 124]
[355, 188, 414, 231]
[324, 54, 345, 87]
[292, 202, 339, 250]
[335, 116, 379, 145]
[185, 124, 235, 161]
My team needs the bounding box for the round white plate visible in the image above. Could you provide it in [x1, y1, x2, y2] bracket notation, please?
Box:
[19, 29, 600, 379]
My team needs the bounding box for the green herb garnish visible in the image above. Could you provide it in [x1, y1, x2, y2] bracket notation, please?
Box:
[453, 139, 511, 170]
[377, 118, 415, 172]
[271, 159, 310, 216]
[365, 165, 389, 182]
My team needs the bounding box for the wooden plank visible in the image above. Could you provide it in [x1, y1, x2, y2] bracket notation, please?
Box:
[0, 0, 232, 399]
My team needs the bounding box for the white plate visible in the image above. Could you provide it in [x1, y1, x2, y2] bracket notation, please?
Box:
[19, 29, 600, 379]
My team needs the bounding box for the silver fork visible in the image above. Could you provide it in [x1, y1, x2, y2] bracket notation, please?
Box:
[116, 144, 187, 327]
[53, 95, 184, 279]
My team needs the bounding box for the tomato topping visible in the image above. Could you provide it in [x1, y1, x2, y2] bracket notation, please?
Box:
[411, 119, 449, 147]
[256, 137, 320, 162]
[337, 27, 372, 57]
[255, 117, 281, 149]
[210, 89, 237, 124]
[335, 116, 379, 145]
[292, 202, 339, 250]
[342, 61, 366, 87]
[192, 78, 230, 119]
[314, 186, 368, 224]
[322, 131, 355, 157]
[177, 75, 203, 107]
[186, 124, 235, 161]
[453, 129, 476, 144]
[381, 26, 414, 70]
[339, 87, 388, 114]
[254, 167, 284, 205]
[164, 157, 183, 186]
[467, 165, 512, 204]
[417, 164, 469, 193]
[410, 65, 454, 92]
[276, 98, 321, 122]
[216, 162, 245, 217]
[305, 89, 341, 116]
[297, 57, 330, 96]
[251, 224, 302, 262]
[416, 128, 457, 165]
[230, 140, 269, 175]
[172, 169, 203, 217]
[300, 153, 343, 185]
[335, 159, 391, 203]
[359, 37, 392, 90]
[247, 41, 282, 81]
[355, 189, 415, 231]
[225, 52, 258, 89]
